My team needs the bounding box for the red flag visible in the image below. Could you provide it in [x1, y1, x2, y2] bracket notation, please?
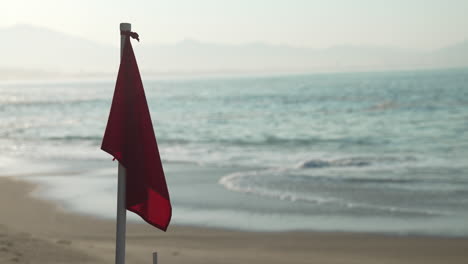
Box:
[101, 36, 171, 231]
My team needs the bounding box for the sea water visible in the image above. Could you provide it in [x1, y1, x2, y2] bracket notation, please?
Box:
[1, 69, 467, 236]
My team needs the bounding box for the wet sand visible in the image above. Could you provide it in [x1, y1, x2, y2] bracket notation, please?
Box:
[0, 176, 467, 264]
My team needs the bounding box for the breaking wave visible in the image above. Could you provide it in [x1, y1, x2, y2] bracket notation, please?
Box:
[296, 156, 417, 169]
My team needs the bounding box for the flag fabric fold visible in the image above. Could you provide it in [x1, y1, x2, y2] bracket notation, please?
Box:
[101, 35, 171, 231]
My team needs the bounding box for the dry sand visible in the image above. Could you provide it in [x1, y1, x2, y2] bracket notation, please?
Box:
[0, 176, 467, 264]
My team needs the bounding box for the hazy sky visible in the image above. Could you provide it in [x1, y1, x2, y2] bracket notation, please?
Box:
[3, 0, 468, 50]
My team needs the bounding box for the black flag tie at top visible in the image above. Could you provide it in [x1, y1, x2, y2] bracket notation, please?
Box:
[121, 31, 140, 41]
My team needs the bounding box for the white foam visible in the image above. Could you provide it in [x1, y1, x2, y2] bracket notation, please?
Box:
[219, 169, 337, 204]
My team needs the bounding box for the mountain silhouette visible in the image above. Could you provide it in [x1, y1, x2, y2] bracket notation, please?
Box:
[1, 24, 467, 79]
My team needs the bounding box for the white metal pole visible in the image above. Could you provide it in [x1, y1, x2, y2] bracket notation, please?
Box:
[153, 252, 158, 264]
[115, 22, 131, 264]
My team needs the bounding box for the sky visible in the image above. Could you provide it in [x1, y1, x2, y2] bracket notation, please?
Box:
[2, 0, 468, 51]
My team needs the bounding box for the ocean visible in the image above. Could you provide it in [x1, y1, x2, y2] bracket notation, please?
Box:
[1, 69, 467, 236]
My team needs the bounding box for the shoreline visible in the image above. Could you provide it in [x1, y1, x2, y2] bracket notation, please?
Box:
[17, 163, 468, 237]
[1, 175, 468, 264]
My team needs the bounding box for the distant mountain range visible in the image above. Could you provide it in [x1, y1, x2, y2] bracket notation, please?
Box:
[1, 24, 467, 80]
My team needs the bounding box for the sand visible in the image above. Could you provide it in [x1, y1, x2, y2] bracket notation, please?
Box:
[0, 176, 467, 264]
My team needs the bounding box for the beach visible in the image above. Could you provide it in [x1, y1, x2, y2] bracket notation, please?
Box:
[2, 3, 468, 262]
[1, 71, 468, 263]
[1, 176, 467, 264]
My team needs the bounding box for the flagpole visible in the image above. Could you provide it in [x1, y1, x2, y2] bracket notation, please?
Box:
[115, 22, 131, 264]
